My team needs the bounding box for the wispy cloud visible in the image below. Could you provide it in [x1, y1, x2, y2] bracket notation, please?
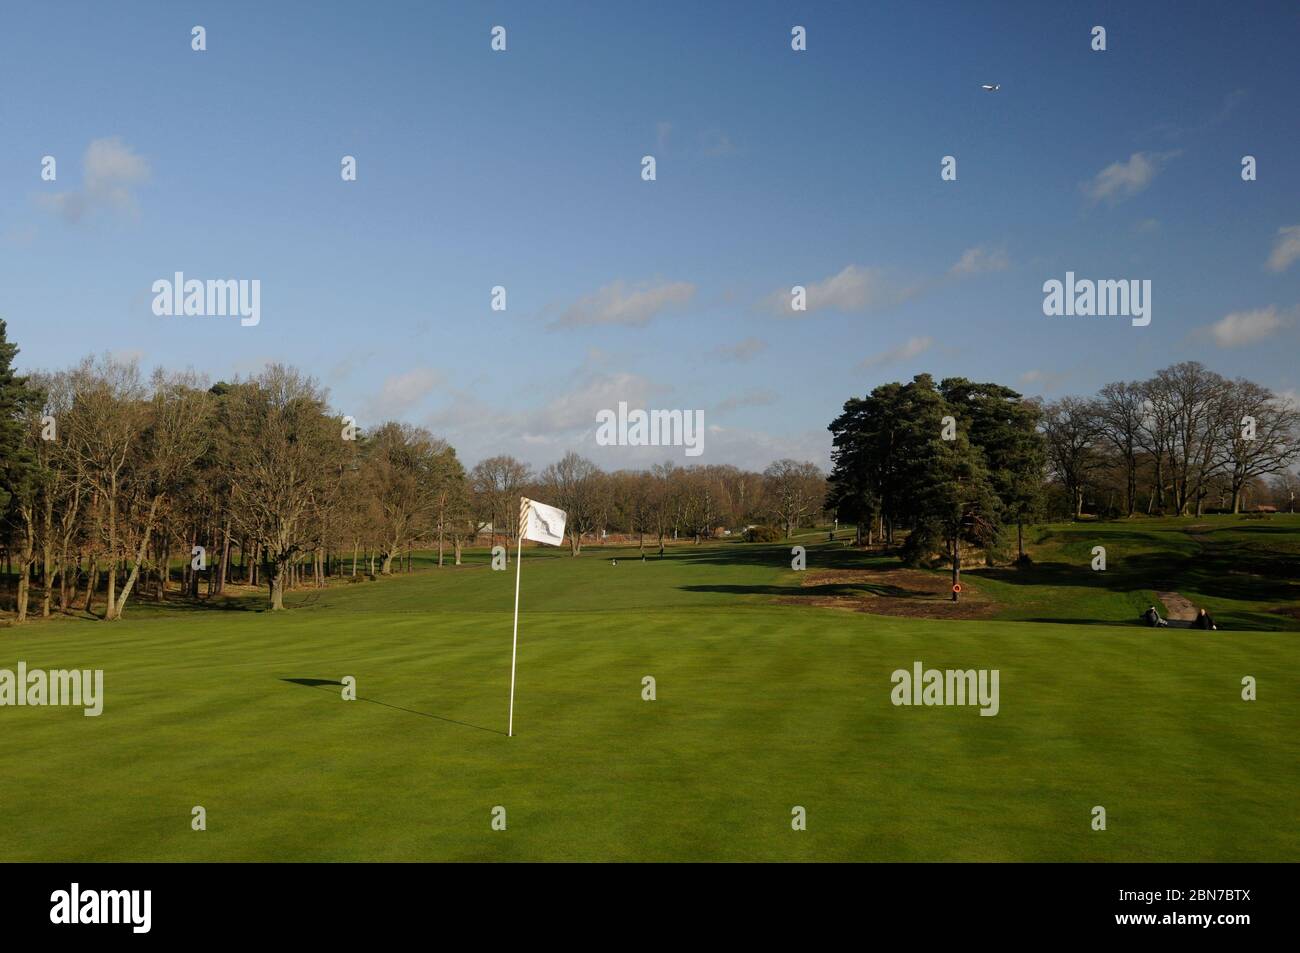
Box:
[1150, 89, 1247, 140]
[1207, 306, 1283, 347]
[713, 390, 777, 414]
[859, 336, 933, 369]
[765, 265, 915, 317]
[1019, 369, 1068, 392]
[1265, 225, 1300, 273]
[1083, 151, 1178, 205]
[949, 245, 1009, 276]
[367, 367, 442, 417]
[552, 279, 696, 329]
[38, 137, 151, 223]
[424, 368, 667, 456]
[710, 337, 767, 362]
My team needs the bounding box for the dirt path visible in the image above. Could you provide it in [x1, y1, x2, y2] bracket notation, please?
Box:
[1155, 590, 1197, 622]
[1148, 526, 1214, 623]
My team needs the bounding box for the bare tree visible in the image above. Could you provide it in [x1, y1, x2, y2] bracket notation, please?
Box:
[1216, 380, 1300, 513]
[60, 356, 148, 619]
[763, 459, 825, 538]
[109, 370, 213, 618]
[1148, 362, 1229, 515]
[367, 422, 446, 574]
[1095, 380, 1145, 517]
[470, 455, 532, 551]
[541, 451, 601, 555]
[1040, 398, 1101, 519]
[223, 366, 336, 611]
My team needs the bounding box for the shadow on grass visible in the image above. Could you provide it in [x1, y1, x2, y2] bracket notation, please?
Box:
[278, 678, 506, 736]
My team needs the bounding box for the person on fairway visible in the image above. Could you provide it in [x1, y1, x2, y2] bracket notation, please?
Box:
[1141, 605, 1168, 627]
[1193, 607, 1218, 630]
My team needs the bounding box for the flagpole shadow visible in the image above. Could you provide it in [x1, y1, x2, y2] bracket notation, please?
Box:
[278, 678, 507, 736]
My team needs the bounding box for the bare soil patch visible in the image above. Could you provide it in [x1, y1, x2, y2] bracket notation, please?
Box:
[779, 567, 999, 620]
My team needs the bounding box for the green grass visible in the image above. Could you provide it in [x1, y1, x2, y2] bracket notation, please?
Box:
[981, 515, 1300, 630]
[1, 517, 1296, 861]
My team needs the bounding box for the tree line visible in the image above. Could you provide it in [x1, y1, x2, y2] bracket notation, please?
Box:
[0, 322, 828, 621]
[5, 314, 1295, 620]
[827, 366, 1299, 596]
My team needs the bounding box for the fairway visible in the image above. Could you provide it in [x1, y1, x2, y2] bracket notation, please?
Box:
[2, 520, 1296, 862]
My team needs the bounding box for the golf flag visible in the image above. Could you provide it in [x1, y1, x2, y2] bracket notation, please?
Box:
[509, 497, 567, 737]
[520, 497, 567, 546]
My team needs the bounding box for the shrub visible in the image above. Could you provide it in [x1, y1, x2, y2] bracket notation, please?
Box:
[744, 524, 783, 543]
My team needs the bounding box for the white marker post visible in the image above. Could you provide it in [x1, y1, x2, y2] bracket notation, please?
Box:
[509, 497, 567, 737]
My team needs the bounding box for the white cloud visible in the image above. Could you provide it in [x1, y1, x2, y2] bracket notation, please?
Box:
[767, 265, 914, 317]
[1019, 369, 1068, 392]
[858, 336, 933, 369]
[949, 246, 1009, 276]
[419, 363, 831, 471]
[552, 279, 696, 329]
[1083, 151, 1177, 205]
[39, 137, 151, 223]
[1266, 225, 1300, 273]
[688, 424, 831, 471]
[109, 348, 146, 365]
[1208, 306, 1282, 347]
[367, 367, 442, 417]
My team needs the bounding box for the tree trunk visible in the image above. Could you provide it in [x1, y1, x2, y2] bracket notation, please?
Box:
[16, 562, 31, 622]
[269, 559, 286, 610]
[218, 519, 231, 594]
[15, 518, 35, 622]
[950, 534, 961, 602]
[85, 557, 99, 615]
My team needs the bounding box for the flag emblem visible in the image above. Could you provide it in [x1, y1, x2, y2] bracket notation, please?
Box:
[520, 497, 567, 547]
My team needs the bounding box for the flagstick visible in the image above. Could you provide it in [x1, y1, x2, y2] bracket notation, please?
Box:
[508, 530, 523, 737]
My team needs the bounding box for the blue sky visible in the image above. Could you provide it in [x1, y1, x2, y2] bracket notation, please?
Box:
[2, 1, 1298, 470]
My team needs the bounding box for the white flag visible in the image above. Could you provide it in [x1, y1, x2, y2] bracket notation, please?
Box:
[520, 497, 567, 546]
